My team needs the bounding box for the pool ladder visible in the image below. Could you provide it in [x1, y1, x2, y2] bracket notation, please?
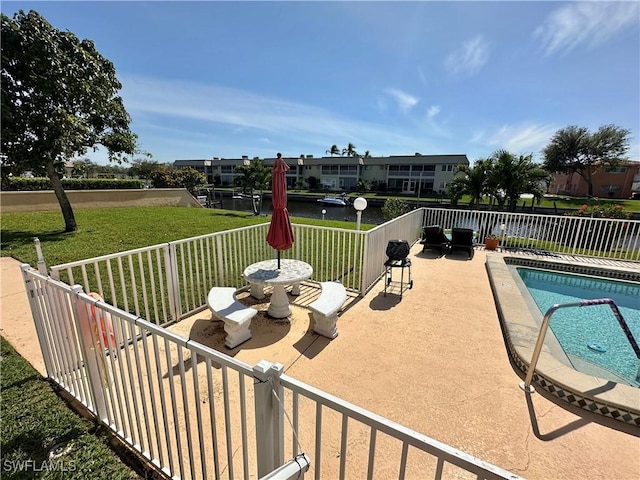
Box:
[520, 298, 640, 392]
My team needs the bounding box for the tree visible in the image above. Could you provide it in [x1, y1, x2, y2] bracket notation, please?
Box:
[1, 10, 137, 232]
[129, 159, 160, 180]
[233, 159, 271, 215]
[448, 159, 492, 209]
[487, 150, 549, 211]
[325, 145, 340, 157]
[381, 198, 411, 221]
[342, 143, 357, 157]
[149, 167, 205, 194]
[356, 179, 368, 193]
[542, 125, 631, 198]
[71, 159, 96, 178]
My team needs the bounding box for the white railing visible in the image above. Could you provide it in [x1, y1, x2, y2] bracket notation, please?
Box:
[48, 208, 639, 331]
[50, 223, 368, 324]
[21, 264, 520, 480]
[360, 209, 424, 294]
[422, 208, 640, 261]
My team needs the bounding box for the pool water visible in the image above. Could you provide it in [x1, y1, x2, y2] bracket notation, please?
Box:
[517, 268, 640, 386]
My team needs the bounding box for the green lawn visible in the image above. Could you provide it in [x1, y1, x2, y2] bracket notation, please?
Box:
[1, 207, 363, 268]
[0, 337, 140, 479]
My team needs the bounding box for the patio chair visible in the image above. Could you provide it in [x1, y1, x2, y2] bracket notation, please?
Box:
[419, 225, 450, 255]
[449, 228, 475, 259]
[383, 240, 413, 297]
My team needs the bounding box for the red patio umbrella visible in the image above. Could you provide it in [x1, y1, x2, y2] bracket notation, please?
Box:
[266, 154, 294, 268]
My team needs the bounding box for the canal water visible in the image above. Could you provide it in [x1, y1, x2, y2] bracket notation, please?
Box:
[218, 197, 386, 225]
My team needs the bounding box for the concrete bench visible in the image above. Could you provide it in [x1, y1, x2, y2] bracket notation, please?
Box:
[207, 287, 257, 349]
[309, 281, 347, 339]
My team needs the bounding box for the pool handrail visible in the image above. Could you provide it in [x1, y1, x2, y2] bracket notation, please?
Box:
[520, 298, 640, 393]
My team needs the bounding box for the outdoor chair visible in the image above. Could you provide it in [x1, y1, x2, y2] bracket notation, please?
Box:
[419, 225, 450, 255]
[383, 239, 413, 297]
[449, 228, 475, 259]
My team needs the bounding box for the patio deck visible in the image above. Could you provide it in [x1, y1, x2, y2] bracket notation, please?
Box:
[2, 246, 639, 479]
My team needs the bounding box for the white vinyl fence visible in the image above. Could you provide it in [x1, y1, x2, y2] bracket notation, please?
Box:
[48, 209, 640, 330]
[22, 265, 520, 480]
[422, 208, 640, 261]
[27, 206, 639, 479]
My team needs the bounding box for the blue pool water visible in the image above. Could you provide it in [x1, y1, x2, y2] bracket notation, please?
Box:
[517, 268, 640, 386]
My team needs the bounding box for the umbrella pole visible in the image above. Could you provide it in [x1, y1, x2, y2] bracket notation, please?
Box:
[277, 250, 281, 269]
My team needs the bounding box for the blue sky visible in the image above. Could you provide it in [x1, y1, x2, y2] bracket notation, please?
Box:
[3, 1, 640, 165]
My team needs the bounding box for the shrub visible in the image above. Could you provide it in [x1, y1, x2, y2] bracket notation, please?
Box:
[2, 177, 143, 190]
[149, 167, 206, 194]
[381, 198, 411, 221]
[567, 203, 632, 219]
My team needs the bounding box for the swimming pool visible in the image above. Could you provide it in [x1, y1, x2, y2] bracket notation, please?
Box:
[486, 255, 640, 427]
[517, 268, 640, 386]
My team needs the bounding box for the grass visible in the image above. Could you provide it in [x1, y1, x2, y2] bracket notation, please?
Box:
[1, 206, 366, 268]
[0, 337, 140, 479]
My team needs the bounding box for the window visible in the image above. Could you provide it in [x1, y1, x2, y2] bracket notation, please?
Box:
[604, 167, 626, 173]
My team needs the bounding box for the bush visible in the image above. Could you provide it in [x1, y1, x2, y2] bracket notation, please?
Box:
[150, 167, 206, 195]
[567, 203, 632, 219]
[381, 198, 411, 221]
[2, 177, 143, 190]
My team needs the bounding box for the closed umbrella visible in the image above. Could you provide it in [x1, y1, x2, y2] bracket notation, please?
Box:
[266, 154, 294, 268]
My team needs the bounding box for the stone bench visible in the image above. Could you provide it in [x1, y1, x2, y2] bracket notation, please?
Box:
[207, 287, 257, 349]
[309, 281, 347, 339]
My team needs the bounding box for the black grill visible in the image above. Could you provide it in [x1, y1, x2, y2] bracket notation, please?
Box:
[385, 240, 410, 261]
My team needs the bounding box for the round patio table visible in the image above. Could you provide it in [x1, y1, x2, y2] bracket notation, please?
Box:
[243, 259, 313, 318]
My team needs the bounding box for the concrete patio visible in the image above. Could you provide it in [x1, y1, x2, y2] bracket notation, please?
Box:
[2, 245, 639, 479]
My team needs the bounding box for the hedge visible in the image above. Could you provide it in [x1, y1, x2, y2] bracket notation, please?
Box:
[2, 177, 143, 191]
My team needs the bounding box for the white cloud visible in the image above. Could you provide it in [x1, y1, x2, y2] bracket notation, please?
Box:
[534, 2, 640, 56]
[120, 74, 424, 155]
[482, 123, 558, 156]
[384, 88, 419, 113]
[427, 105, 440, 120]
[444, 35, 490, 78]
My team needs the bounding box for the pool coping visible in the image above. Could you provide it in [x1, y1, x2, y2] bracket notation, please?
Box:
[486, 254, 640, 427]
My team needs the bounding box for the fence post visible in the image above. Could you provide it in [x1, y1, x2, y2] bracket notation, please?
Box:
[71, 286, 109, 421]
[33, 237, 48, 275]
[253, 360, 285, 477]
[165, 243, 182, 322]
[20, 265, 55, 377]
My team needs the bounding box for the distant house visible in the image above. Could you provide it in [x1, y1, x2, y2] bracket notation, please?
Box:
[174, 153, 469, 194]
[548, 160, 640, 199]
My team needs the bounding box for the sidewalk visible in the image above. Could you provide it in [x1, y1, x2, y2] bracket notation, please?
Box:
[0, 257, 46, 376]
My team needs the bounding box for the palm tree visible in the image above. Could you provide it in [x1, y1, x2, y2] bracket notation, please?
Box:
[233, 159, 272, 215]
[342, 143, 357, 157]
[488, 150, 549, 211]
[448, 159, 492, 209]
[252, 160, 271, 215]
[325, 145, 340, 157]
